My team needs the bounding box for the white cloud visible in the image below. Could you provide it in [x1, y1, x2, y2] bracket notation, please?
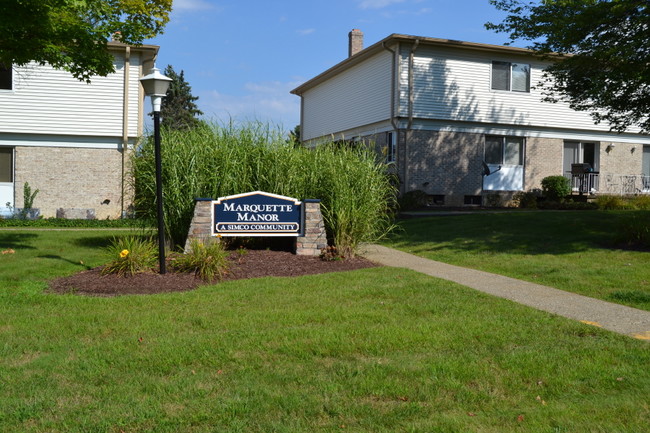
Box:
[200, 80, 302, 130]
[358, 0, 406, 9]
[297, 28, 316, 36]
[172, 0, 215, 11]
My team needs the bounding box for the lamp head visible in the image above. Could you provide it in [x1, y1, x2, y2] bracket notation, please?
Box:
[140, 67, 172, 112]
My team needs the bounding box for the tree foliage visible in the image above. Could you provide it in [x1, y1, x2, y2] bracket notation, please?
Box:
[160, 65, 204, 130]
[0, 0, 172, 82]
[487, 0, 650, 133]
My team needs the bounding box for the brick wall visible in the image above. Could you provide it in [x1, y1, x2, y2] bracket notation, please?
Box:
[524, 137, 563, 191]
[400, 130, 484, 206]
[14, 146, 128, 219]
[599, 141, 643, 176]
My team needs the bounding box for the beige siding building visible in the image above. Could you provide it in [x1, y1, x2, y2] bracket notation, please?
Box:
[0, 42, 158, 218]
[292, 32, 650, 206]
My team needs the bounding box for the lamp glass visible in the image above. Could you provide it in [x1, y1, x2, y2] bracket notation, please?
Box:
[140, 67, 172, 97]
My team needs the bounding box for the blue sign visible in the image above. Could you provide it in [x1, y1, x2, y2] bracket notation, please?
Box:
[213, 191, 302, 237]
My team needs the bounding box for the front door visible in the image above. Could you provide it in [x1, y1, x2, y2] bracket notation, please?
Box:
[0, 147, 14, 216]
[642, 146, 650, 192]
[563, 141, 599, 191]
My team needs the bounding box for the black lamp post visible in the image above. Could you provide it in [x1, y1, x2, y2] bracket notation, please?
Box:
[140, 67, 172, 274]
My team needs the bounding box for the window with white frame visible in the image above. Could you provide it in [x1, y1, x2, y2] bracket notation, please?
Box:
[491, 61, 530, 92]
[485, 136, 524, 165]
[0, 64, 12, 90]
[386, 131, 396, 163]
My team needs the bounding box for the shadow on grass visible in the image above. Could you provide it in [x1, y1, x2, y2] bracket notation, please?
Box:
[0, 233, 39, 250]
[37, 254, 93, 270]
[389, 211, 631, 256]
[73, 235, 127, 249]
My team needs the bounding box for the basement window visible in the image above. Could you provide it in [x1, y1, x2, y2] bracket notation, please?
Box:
[464, 195, 482, 206]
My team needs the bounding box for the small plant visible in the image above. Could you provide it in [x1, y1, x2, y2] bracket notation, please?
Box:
[235, 245, 248, 264]
[23, 182, 39, 210]
[398, 190, 428, 211]
[320, 245, 344, 261]
[541, 176, 571, 202]
[171, 239, 229, 281]
[102, 235, 158, 276]
[594, 195, 633, 210]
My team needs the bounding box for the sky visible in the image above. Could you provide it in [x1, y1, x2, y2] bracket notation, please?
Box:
[147, 0, 516, 132]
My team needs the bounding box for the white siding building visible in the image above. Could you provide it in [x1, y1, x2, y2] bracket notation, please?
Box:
[292, 32, 650, 206]
[0, 42, 158, 218]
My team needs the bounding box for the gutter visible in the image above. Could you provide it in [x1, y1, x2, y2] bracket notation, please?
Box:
[382, 41, 398, 131]
[407, 39, 419, 130]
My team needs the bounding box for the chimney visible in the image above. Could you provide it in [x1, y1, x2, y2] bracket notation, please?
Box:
[348, 29, 364, 57]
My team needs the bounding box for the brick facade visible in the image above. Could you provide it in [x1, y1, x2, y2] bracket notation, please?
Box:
[14, 146, 129, 219]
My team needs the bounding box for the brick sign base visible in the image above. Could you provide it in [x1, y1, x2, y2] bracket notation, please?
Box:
[184, 198, 327, 256]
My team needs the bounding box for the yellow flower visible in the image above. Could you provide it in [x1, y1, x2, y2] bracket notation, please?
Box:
[120, 249, 129, 258]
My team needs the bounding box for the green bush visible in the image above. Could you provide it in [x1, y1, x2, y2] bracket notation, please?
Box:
[102, 235, 158, 276]
[132, 122, 397, 256]
[398, 190, 428, 211]
[512, 190, 539, 209]
[170, 239, 229, 281]
[541, 176, 571, 202]
[615, 214, 650, 249]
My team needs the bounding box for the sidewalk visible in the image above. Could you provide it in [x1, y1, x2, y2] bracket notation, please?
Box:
[361, 244, 650, 341]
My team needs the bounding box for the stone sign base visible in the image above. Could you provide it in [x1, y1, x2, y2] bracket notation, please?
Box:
[184, 198, 327, 256]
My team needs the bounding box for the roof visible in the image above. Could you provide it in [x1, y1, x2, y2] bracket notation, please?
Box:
[107, 41, 159, 54]
[290, 33, 539, 95]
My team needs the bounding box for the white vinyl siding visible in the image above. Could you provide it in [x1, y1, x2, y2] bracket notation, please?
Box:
[399, 45, 642, 134]
[0, 51, 142, 138]
[301, 50, 393, 141]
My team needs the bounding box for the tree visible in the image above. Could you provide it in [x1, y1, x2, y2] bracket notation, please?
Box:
[160, 65, 204, 130]
[0, 0, 172, 82]
[486, 0, 650, 133]
[287, 125, 301, 147]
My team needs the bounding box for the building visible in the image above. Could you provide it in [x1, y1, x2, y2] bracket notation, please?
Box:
[0, 41, 159, 218]
[291, 31, 650, 206]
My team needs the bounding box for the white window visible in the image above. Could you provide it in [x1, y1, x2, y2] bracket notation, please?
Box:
[485, 136, 524, 165]
[0, 64, 12, 90]
[491, 61, 530, 92]
[386, 132, 396, 163]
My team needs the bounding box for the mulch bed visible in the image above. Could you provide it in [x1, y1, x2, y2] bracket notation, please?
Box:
[48, 249, 379, 297]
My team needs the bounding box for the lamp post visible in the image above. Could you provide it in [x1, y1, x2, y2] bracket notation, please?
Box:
[140, 67, 172, 274]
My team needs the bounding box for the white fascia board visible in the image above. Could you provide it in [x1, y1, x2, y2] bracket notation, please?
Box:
[405, 119, 650, 145]
[0, 133, 134, 149]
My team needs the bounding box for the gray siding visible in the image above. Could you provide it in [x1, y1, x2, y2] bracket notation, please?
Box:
[0, 51, 143, 139]
[302, 50, 393, 141]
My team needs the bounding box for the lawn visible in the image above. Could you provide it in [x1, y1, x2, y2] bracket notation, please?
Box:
[1, 229, 649, 432]
[384, 210, 650, 311]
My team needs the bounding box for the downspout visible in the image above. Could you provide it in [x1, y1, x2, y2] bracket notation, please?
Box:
[121, 46, 131, 218]
[404, 39, 419, 193]
[381, 41, 397, 131]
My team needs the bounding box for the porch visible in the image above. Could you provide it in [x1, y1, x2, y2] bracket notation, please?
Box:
[565, 172, 650, 195]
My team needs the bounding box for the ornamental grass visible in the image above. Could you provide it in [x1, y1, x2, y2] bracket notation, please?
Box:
[132, 122, 397, 256]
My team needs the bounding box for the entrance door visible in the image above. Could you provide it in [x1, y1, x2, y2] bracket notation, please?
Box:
[563, 141, 599, 191]
[0, 147, 14, 216]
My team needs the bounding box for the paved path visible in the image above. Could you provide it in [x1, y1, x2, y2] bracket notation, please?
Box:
[361, 244, 650, 341]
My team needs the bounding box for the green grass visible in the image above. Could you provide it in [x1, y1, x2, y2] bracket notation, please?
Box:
[384, 210, 650, 311]
[1, 229, 650, 432]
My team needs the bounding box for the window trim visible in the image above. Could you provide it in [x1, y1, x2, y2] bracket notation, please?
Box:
[386, 131, 396, 163]
[491, 61, 530, 93]
[484, 135, 525, 166]
[0, 64, 12, 91]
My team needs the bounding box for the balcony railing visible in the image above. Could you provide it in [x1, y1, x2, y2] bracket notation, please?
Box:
[564, 173, 650, 195]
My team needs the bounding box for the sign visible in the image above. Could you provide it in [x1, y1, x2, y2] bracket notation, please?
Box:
[213, 191, 302, 237]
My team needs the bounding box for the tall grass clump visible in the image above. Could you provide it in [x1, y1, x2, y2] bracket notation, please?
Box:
[132, 122, 396, 255]
[102, 235, 158, 276]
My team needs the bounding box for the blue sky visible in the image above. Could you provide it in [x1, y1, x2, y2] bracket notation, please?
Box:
[147, 0, 515, 132]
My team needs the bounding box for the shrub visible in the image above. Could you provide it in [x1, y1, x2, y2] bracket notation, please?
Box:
[132, 122, 397, 256]
[594, 195, 634, 210]
[541, 176, 571, 202]
[630, 195, 650, 210]
[484, 193, 503, 208]
[615, 214, 650, 249]
[170, 239, 229, 281]
[398, 190, 428, 211]
[102, 235, 158, 276]
[512, 190, 539, 209]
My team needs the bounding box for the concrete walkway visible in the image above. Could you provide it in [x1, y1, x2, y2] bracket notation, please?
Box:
[361, 244, 650, 341]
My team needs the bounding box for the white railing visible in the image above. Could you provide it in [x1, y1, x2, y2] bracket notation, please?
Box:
[564, 173, 650, 195]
